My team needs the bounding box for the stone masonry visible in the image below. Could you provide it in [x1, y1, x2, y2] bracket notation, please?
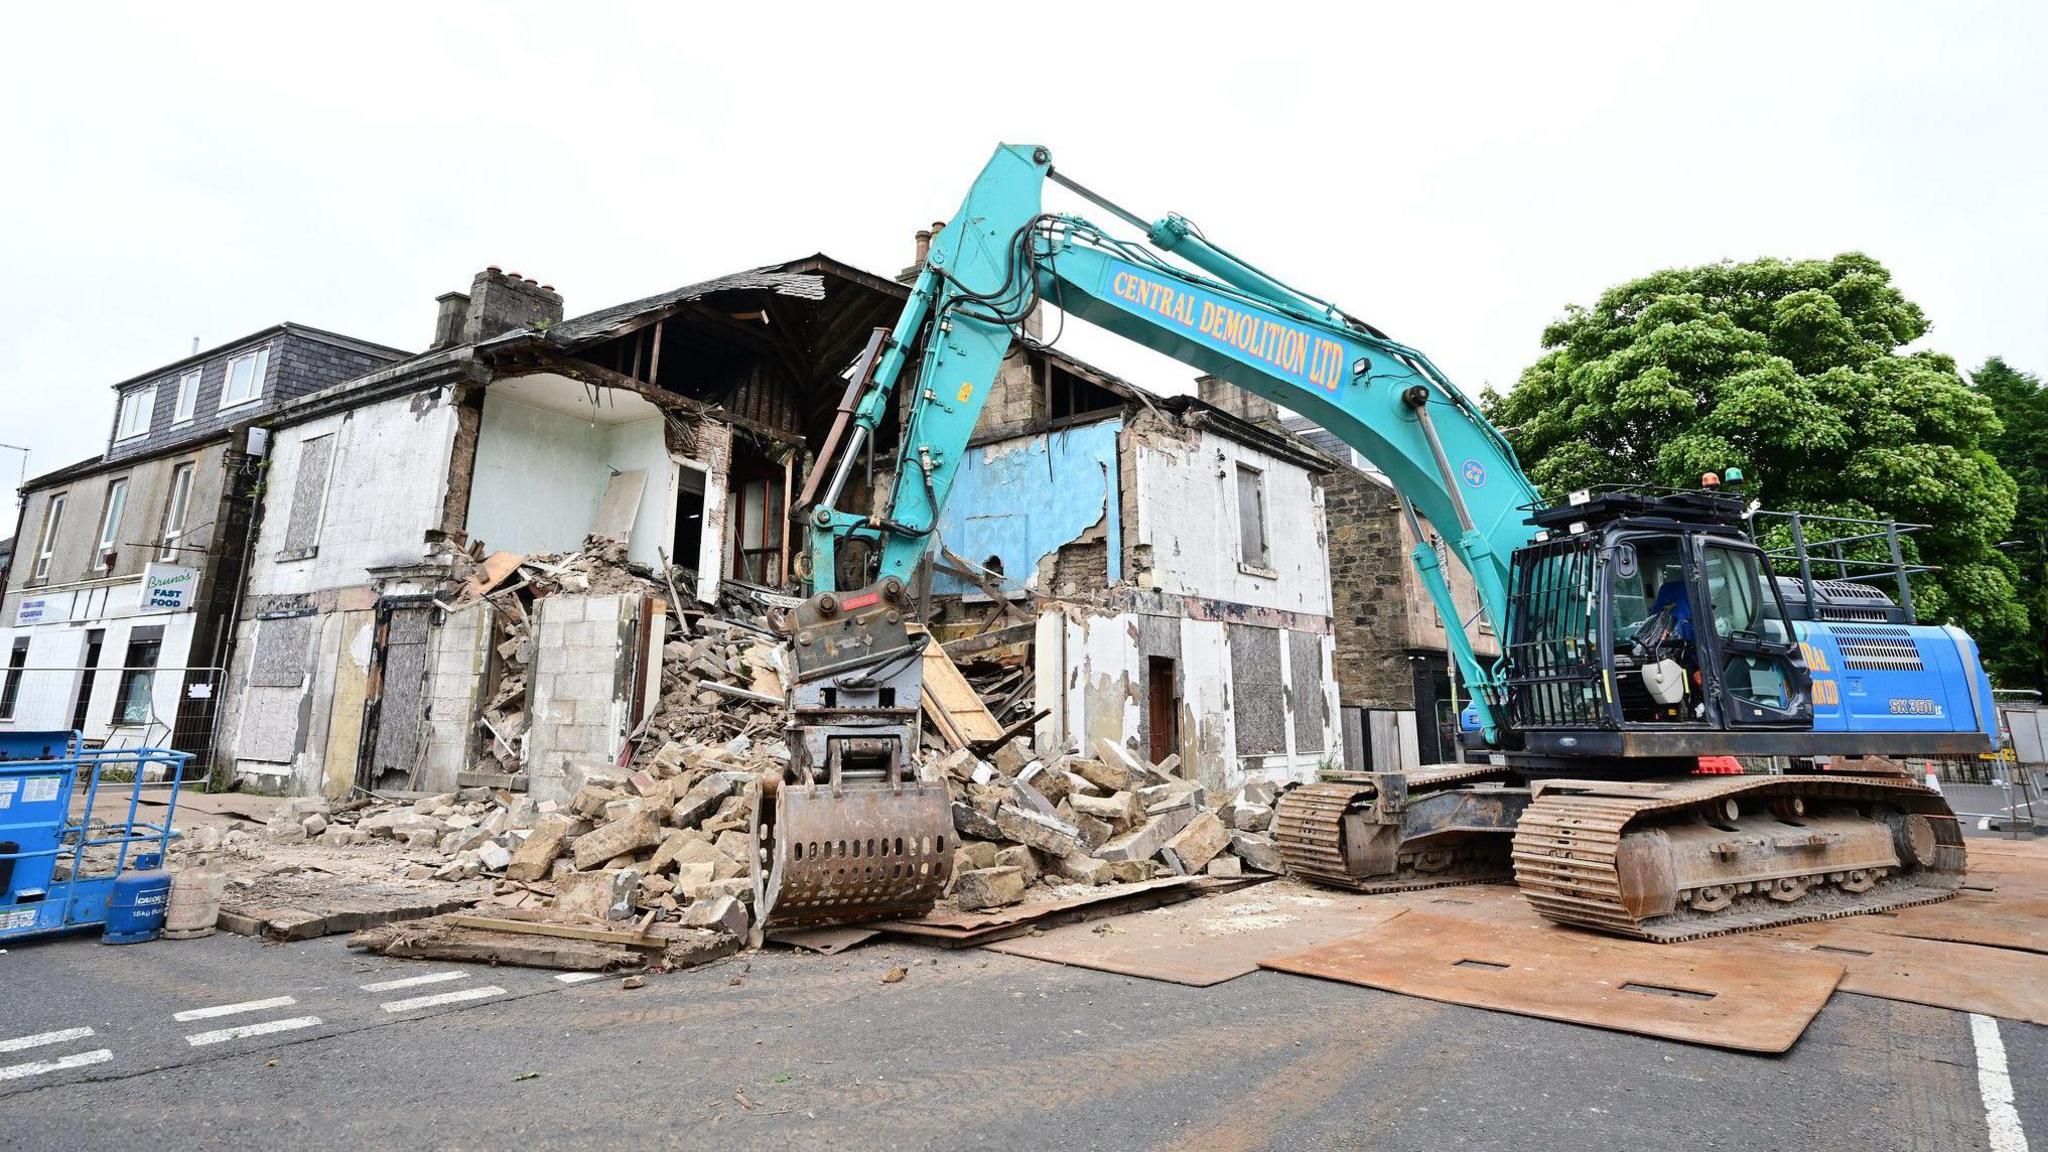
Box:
[1322, 467, 1422, 709]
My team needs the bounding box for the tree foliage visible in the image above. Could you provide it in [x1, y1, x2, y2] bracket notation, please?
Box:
[1484, 253, 2026, 663]
[1971, 356, 2048, 691]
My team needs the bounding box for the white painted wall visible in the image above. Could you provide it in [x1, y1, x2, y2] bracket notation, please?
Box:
[252, 395, 460, 597]
[1133, 430, 1331, 616]
[465, 393, 674, 569]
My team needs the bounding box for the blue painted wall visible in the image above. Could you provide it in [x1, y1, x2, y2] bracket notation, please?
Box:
[931, 419, 1122, 596]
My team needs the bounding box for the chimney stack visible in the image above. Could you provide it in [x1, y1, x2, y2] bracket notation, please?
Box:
[431, 292, 470, 350]
[1196, 375, 1282, 429]
[456, 266, 565, 344]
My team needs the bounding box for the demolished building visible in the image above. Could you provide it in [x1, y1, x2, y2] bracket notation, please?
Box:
[211, 250, 1341, 803]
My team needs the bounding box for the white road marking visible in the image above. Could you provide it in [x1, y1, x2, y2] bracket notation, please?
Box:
[0, 1049, 112, 1080]
[184, 1016, 324, 1047]
[173, 995, 298, 1022]
[0, 1027, 94, 1054]
[1971, 1013, 2029, 1152]
[555, 972, 605, 984]
[380, 985, 505, 1013]
[360, 970, 468, 993]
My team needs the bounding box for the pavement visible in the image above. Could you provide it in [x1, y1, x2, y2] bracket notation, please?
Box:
[0, 896, 2041, 1152]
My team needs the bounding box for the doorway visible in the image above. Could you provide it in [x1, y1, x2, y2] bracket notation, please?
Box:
[1147, 656, 1178, 765]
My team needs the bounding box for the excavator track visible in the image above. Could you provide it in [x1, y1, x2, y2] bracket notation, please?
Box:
[1511, 774, 1965, 942]
[1275, 766, 1520, 893]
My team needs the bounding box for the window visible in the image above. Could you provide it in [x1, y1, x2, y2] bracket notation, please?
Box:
[220, 347, 269, 409]
[0, 638, 28, 719]
[159, 463, 194, 560]
[173, 368, 201, 423]
[94, 479, 128, 570]
[114, 627, 163, 726]
[280, 434, 335, 559]
[31, 492, 65, 579]
[1236, 464, 1270, 570]
[115, 388, 154, 440]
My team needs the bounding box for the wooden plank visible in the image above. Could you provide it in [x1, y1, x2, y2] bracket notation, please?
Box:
[1263, 911, 1843, 1053]
[921, 640, 1004, 748]
[441, 913, 664, 950]
[460, 551, 525, 601]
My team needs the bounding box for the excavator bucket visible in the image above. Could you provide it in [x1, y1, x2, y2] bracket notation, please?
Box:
[751, 769, 952, 932]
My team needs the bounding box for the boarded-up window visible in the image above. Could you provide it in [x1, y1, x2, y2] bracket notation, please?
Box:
[250, 616, 313, 688]
[1227, 623, 1287, 755]
[281, 434, 335, 559]
[1289, 630, 1326, 752]
[1236, 465, 1269, 568]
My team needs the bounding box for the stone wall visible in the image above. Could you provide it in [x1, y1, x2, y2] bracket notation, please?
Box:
[1320, 467, 1417, 709]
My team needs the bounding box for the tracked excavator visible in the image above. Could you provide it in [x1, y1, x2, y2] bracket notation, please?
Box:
[751, 143, 1998, 941]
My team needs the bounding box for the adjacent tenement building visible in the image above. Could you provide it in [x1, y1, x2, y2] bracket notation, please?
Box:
[0, 327, 405, 762]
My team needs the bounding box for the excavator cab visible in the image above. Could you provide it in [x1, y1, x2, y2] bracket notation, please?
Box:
[1502, 483, 1813, 761]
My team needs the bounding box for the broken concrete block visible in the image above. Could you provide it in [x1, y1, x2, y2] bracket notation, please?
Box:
[671, 771, 753, 828]
[681, 894, 749, 937]
[560, 759, 628, 798]
[1220, 800, 1274, 833]
[1009, 779, 1061, 820]
[673, 862, 718, 900]
[1093, 804, 1193, 863]
[954, 866, 1026, 910]
[1229, 831, 1285, 874]
[952, 801, 1003, 841]
[993, 844, 1039, 885]
[301, 814, 328, 838]
[935, 749, 978, 781]
[959, 840, 1001, 870]
[1070, 812, 1113, 851]
[1239, 779, 1279, 807]
[1160, 811, 1231, 874]
[556, 868, 638, 920]
[1205, 856, 1244, 878]
[570, 785, 617, 820]
[652, 833, 722, 876]
[1108, 859, 1157, 884]
[1070, 791, 1144, 830]
[650, 741, 688, 778]
[991, 737, 1036, 778]
[1093, 737, 1170, 788]
[712, 829, 752, 867]
[1018, 761, 1072, 805]
[477, 841, 513, 873]
[571, 809, 663, 871]
[705, 877, 753, 903]
[1065, 757, 1140, 794]
[994, 804, 1084, 858]
[1048, 853, 1112, 886]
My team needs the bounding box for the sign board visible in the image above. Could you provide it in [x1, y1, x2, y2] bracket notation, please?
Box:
[14, 596, 55, 626]
[139, 562, 198, 614]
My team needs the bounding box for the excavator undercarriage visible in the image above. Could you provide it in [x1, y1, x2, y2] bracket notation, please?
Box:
[1273, 765, 1965, 940]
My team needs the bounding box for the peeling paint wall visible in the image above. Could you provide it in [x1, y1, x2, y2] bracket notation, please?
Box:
[1131, 427, 1331, 617]
[930, 419, 1122, 597]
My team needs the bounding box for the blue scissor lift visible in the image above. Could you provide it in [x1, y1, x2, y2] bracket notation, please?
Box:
[0, 731, 190, 945]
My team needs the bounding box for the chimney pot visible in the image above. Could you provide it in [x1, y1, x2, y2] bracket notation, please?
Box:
[487, 265, 502, 275]
[460, 267, 565, 344]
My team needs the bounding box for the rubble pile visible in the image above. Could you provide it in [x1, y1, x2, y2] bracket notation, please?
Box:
[443, 536, 794, 781]
[934, 734, 1283, 911]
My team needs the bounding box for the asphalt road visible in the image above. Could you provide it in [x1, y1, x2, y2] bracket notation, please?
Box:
[0, 908, 2040, 1152]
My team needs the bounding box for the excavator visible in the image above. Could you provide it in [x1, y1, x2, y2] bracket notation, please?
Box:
[750, 143, 1999, 942]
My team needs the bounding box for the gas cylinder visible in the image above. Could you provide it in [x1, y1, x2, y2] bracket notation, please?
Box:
[103, 857, 172, 945]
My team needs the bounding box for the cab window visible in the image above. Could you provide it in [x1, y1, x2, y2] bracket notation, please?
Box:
[1702, 545, 1786, 641]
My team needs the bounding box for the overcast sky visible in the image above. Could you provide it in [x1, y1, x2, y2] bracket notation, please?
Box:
[3, 3, 2042, 540]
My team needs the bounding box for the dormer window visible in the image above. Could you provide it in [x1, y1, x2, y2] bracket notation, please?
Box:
[115, 388, 154, 440]
[220, 347, 270, 410]
[172, 368, 201, 423]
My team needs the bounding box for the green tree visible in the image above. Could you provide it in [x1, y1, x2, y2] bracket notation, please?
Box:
[1971, 356, 2047, 692]
[1484, 253, 2026, 661]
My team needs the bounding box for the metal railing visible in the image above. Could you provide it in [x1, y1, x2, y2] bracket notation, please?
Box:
[1751, 509, 1932, 624]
